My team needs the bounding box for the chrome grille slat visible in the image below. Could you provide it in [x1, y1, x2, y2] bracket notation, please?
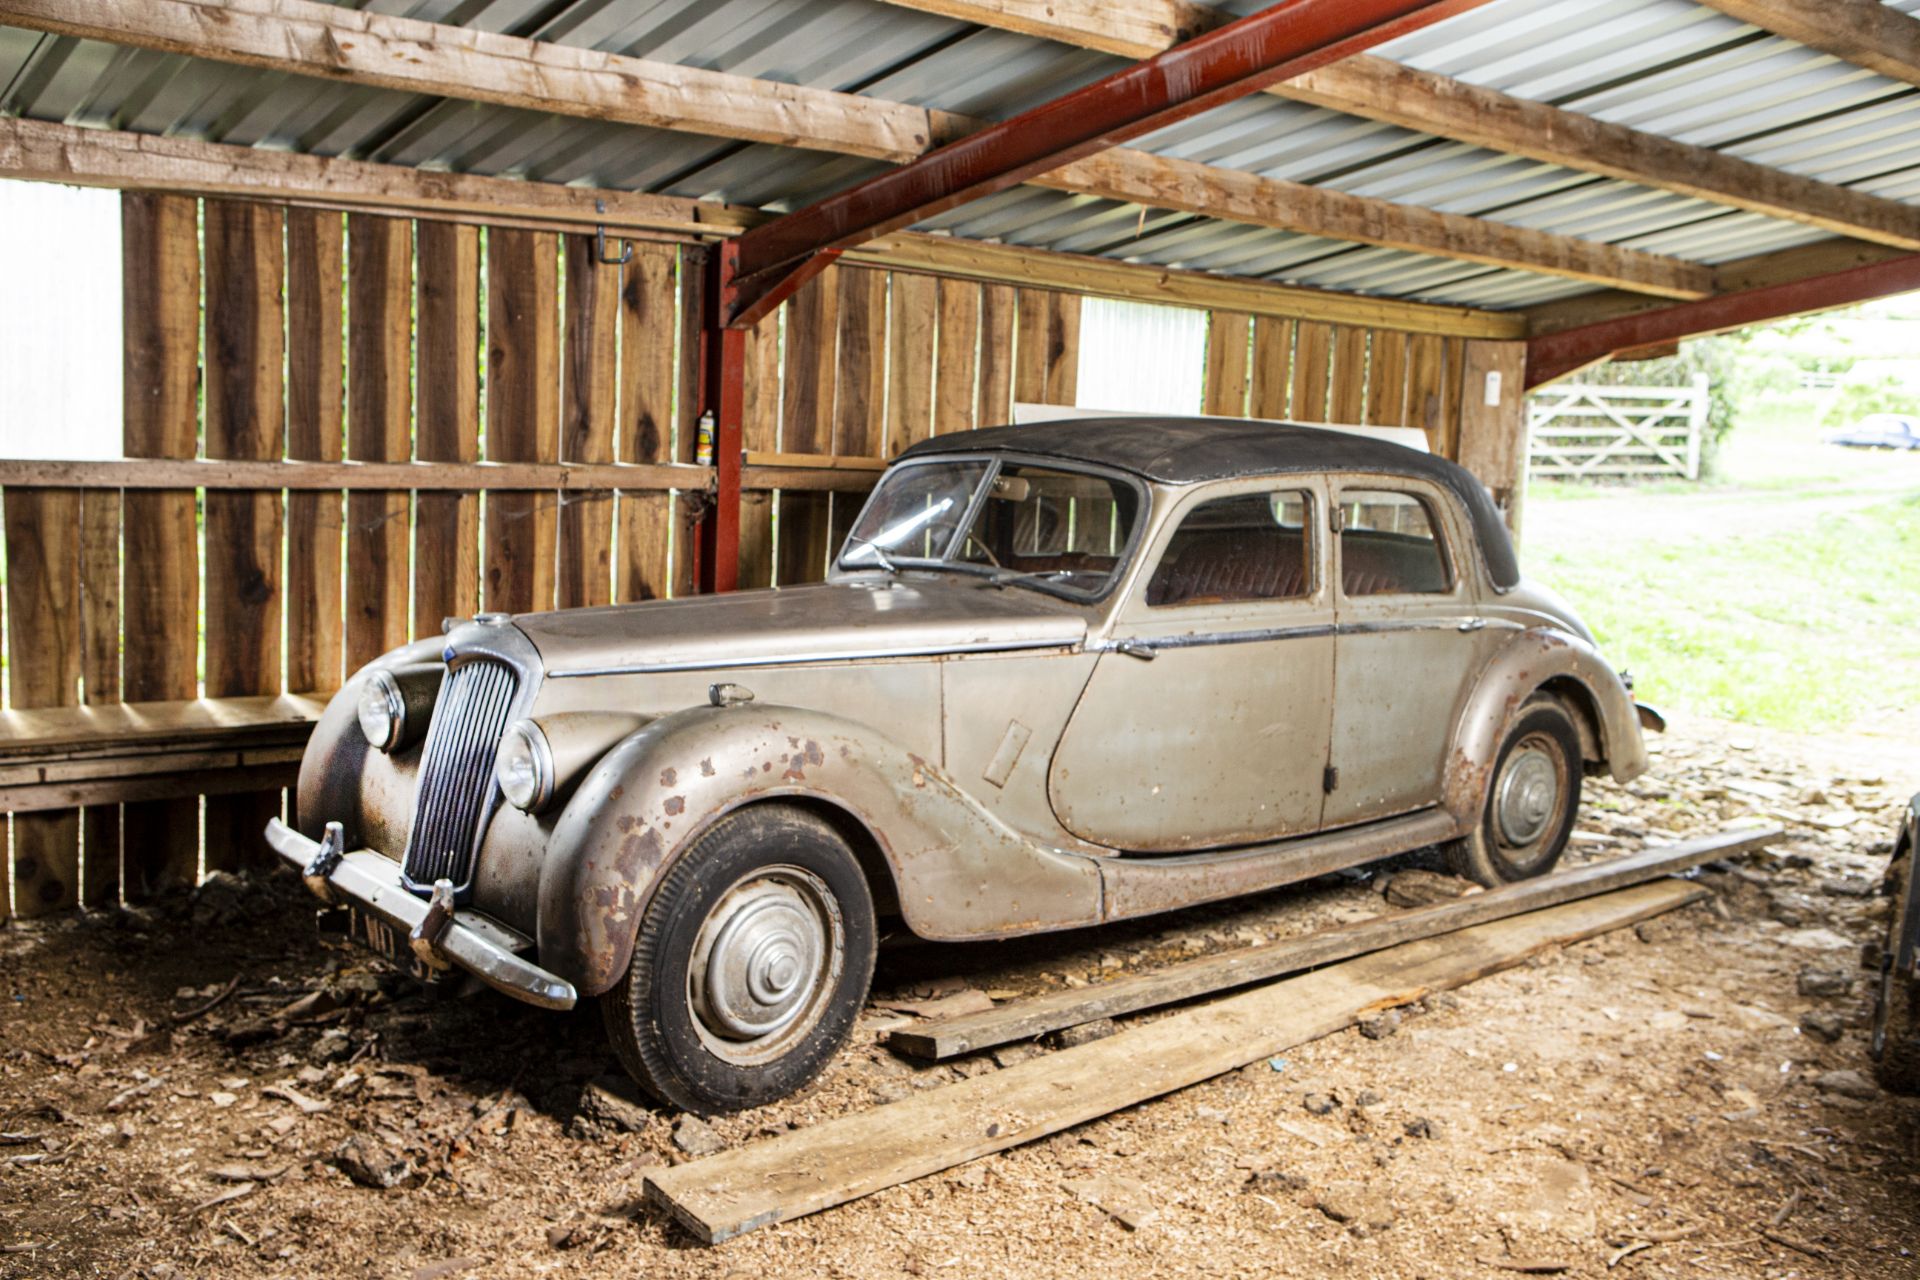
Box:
[402, 658, 518, 890]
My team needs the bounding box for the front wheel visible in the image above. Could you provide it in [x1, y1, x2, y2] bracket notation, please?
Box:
[1444, 696, 1583, 887]
[1874, 847, 1919, 1094]
[601, 804, 877, 1115]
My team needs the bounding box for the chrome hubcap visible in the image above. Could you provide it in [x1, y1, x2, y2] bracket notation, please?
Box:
[1496, 743, 1559, 847]
[689, 866, 841, 1063]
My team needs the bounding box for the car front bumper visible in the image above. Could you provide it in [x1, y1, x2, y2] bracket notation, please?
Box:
[264, 818, 577, 1011]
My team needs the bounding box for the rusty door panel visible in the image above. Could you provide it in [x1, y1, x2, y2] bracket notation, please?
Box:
[941, 649, 1104, 852]
[1048, 478, 1335, 852]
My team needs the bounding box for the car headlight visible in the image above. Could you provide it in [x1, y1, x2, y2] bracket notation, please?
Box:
[357, 670, 407, 752]
[496, 719, 554, 812]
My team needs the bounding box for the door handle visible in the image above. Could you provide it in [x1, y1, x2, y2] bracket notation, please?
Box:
[1457, 617, 1487, 632]
[1114, 639, 1158, 661]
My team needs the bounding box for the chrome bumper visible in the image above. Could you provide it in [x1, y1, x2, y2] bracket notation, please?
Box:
[264, 818, 577, 1011]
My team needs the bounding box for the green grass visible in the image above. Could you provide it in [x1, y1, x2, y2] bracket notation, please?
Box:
[1530, 492, 1920, 732]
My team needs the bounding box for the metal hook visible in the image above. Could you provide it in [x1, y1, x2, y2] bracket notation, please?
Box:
[593, 200, 633, 266]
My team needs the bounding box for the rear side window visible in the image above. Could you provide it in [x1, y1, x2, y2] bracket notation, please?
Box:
[1338, 490, 1450, 596]
[1147, 490, 1313, 607]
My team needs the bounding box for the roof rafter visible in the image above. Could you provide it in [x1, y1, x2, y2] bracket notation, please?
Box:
[881, 0, 1920, 252]
[0, 0, 1708, 299]
[1695, 0, 1920, 87]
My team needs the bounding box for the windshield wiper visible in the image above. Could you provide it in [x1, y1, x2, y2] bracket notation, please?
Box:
[843, 534, 901, 574]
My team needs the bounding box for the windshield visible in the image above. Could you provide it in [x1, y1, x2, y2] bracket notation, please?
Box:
[839, 457, 1144, 599]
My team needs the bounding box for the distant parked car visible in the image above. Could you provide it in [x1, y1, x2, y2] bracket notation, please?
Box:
[1824, 413, 1920, 450]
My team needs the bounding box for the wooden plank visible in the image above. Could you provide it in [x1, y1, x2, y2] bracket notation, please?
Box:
[975, 283, 1016, 428]
[1015, 289, 1081, 407]
[1365, 328, 1409, 427]
[830, 268, 887, 458]
[0, 458, 702, 493]
[933, 277, 981, 434]
[1288, 319, 1332, 423]
[1456, 339, 1529, 535]
[648, 878, 1709, 1243]
[415, 221, 482, 634]
[1404, 333, 1450, 453]
[203, 198, 287, 874]
[1328, 324, 1368, 424]
[1437, 336, 1466, 460]
[346, 213, 413, 666]
[559, 234, 619, 610]
[781, 267, 840, 455]
[886, 274, 937, 455]
[1248, 316, 1292, 419]
[2, 764, 303, 816]
[5, 488, 81, 915]
[675, 247, 705, 469]
[485, 227, 561, 614]
[78, 487, 120, 906]
[742, 313, 782, 455]
[1202, 311, 1250, 416]
[738, 491, 774, 591]
[0, 695, 325, 757]
[119, 191, 200, 898]
[892, 827, 1779, 1059]
[616, 242, 680, 605]
[286, 208, 345, 696]
[775, 490, 834, 586]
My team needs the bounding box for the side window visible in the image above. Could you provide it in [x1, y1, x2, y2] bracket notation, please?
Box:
[1338, 489, 1450, 596]
[1146, 490, 1313, 607]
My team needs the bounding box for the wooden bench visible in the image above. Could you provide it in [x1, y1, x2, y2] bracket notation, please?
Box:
[0, 694, 324, 814]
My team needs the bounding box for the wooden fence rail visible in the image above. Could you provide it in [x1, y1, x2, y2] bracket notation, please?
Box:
[1527, 375, 1710, 481]
[0, 192, 1526, 922]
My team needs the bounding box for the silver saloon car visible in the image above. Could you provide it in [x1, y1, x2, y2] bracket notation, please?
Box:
[269, 418, 1654, 1113]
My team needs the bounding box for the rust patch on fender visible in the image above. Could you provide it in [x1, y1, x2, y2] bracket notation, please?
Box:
[659, 767, 678, 788]
[700, 757, 716, 778]
[664, 795, 686, 817]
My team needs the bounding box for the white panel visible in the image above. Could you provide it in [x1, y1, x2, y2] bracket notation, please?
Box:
[1073, 297, 1207, 415]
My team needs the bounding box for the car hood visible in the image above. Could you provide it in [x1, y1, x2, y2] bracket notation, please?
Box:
[511, 577, 1091, 676]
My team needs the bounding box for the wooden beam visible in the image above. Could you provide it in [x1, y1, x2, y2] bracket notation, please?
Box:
[849, 235, 1527, 337]
[1524, 237, 1917, 335]
[1527, 251, 1920, 387]
[1696, 0, 1920, 88]
[889, 826, 1780, 1059]
[881, 0, 1920, 252]
[646, 879, 1707, 1243]
[0, 0, 1709, 297]
[1036, 151, 1711, 299]
[0, 458, 703, 492]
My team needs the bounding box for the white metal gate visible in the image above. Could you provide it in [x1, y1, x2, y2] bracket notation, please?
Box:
[1527, 374, 1709, 481]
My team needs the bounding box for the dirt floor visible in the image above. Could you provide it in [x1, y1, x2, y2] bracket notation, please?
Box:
[3, 715, 1917, 1279]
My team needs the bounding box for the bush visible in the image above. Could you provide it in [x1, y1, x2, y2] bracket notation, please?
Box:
[1820, 374, 1917, 428]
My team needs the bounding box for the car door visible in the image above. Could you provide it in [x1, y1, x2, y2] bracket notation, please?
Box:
[1048, 479, 1335, 852]
[1323, 478, 1488, 828]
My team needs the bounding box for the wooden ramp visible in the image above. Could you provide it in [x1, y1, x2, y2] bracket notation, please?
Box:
[646, 877, 1706, 1244]
[890, 828, 1778, 1060]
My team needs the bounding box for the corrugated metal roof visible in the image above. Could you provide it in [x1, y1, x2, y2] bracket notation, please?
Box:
[4, 0, 1919, 313]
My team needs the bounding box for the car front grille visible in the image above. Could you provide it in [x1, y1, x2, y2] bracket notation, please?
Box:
[401, 657, 519, 891]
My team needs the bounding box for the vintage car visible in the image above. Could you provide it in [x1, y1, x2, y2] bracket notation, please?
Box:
[268, 418, 1655, 1114]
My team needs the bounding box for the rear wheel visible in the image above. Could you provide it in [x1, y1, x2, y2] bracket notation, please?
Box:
[602, 805, 877, 1115]
[1445, 696, 1583, 887]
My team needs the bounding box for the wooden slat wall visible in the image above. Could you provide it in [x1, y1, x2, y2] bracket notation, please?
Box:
[5, 488, 80, 914]
[286, 210, 345, 698]
[415, 221, 481, 634]
[346, 213, 412, 668]
[561, 233, 619, 610]
[485, 228, 560, 613]
[616, 241, 678, 604]
[78, 487, 120, 906]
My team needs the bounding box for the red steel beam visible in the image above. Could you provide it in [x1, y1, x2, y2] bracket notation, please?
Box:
[720, 0, 1491, 327]
[1527, 252, 1920, 388]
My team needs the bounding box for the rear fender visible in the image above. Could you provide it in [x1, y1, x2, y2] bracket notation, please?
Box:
[1443, 627, 1648, 825]
[536, 704, 1103, 998]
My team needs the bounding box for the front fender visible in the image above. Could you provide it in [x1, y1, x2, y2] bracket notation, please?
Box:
[536, 703, 1103, 998]
[1442, 627, 1649, 825]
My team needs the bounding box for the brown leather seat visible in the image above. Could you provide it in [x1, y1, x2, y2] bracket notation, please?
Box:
[1148, 529, 1307, 605]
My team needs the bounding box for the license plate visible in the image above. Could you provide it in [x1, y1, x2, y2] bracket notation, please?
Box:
[352, 909, 410, 967]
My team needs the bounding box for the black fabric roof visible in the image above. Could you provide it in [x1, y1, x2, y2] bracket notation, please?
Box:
[898, 418, 1521, 589]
